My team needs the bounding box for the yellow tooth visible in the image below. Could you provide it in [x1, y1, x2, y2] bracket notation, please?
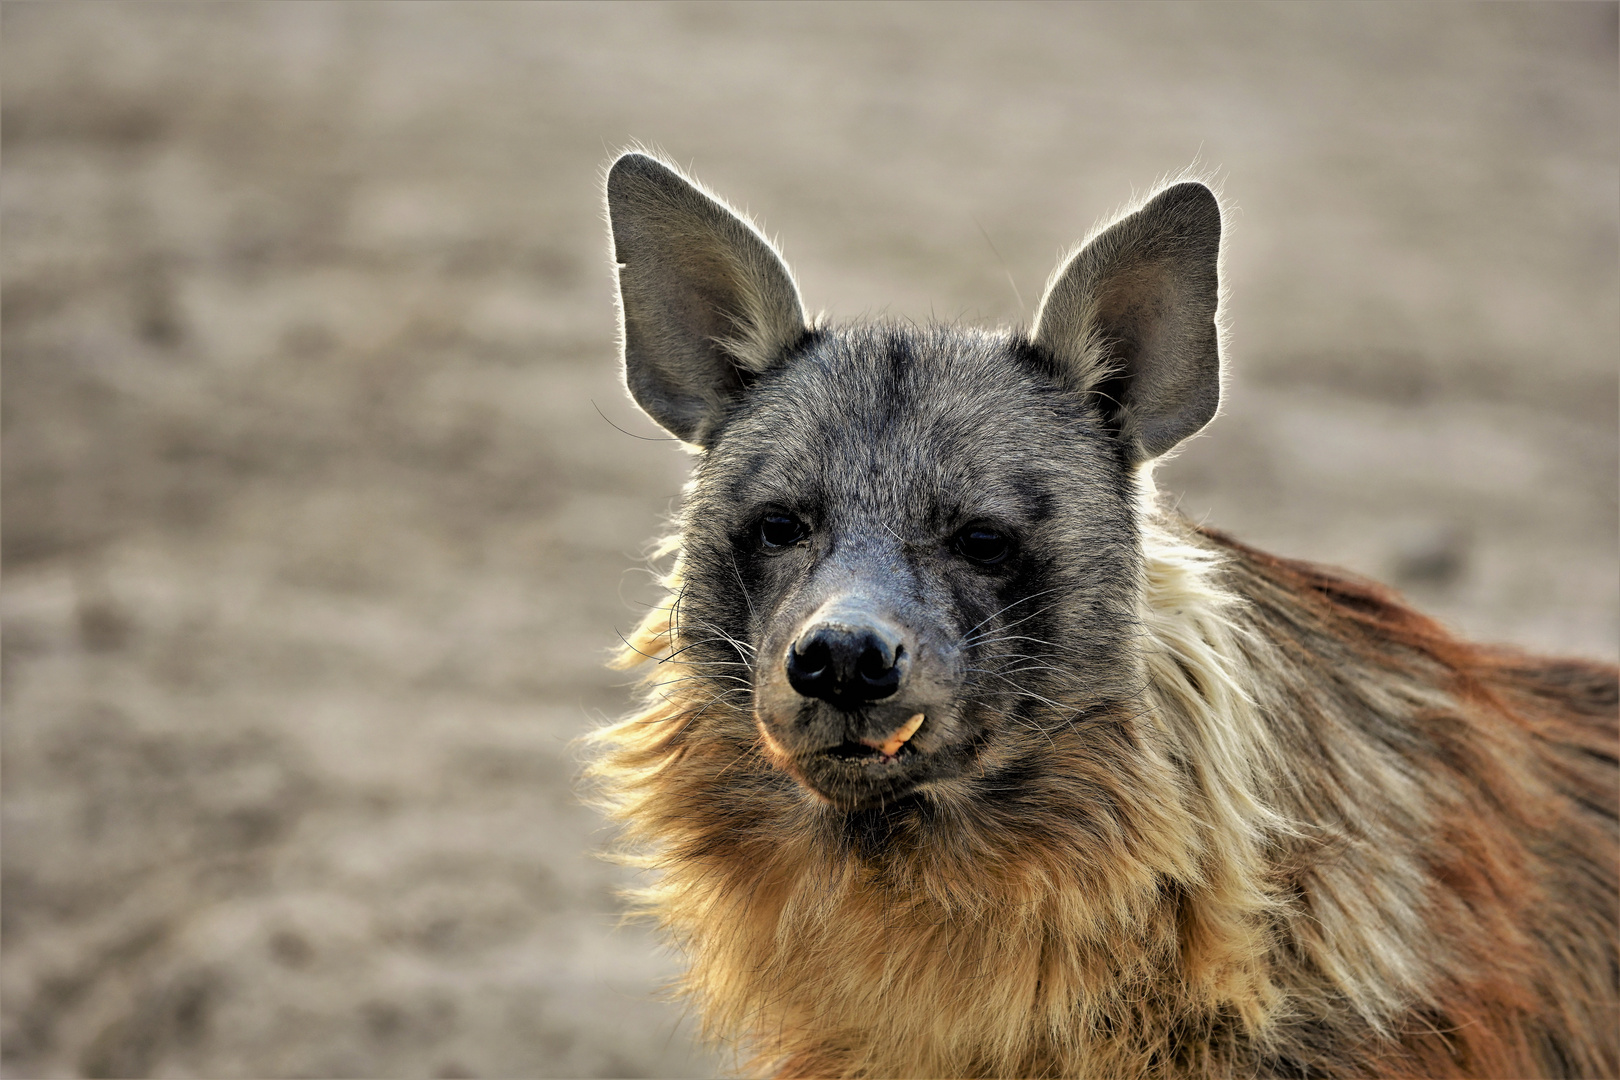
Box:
[870, 713, 926, 758]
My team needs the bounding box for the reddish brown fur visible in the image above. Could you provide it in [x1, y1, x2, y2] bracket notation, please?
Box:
[1212, 529, 1618, 1079]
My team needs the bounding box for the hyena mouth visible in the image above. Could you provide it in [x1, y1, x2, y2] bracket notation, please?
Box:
[824, 740, 884, 762]
[817, 712, 927, 765]
[785, 712, 947, 809]
[822, 738, 917, 765]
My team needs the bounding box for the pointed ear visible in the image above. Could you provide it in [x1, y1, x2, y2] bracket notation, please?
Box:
[606, 152, 809, 446]
[1031, 182, 1223, 463]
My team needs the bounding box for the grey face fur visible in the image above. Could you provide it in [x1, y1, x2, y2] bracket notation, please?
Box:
[606, 153, 1222, 811]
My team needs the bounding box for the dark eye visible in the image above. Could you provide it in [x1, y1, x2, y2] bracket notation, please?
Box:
[953, 525, 1011, 566]
[758, 513, 808, 550]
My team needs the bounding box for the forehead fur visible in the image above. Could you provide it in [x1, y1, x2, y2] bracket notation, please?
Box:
[697, 324, 1125, 529]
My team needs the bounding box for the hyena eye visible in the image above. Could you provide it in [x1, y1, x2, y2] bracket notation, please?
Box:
[953, 525, 1012, 566]
[758, 513, 809, 550]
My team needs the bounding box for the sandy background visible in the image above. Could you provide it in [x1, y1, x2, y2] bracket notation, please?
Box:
[3, 3, 1615, 1077]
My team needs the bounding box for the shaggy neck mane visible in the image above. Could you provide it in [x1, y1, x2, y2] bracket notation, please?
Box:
[589, 504, 1617, 1079]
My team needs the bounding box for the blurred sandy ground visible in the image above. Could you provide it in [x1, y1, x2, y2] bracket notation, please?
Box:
[2, 3, 1614, 1077]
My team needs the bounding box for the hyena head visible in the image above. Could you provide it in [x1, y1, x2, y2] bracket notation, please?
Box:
[607, 153, 1221, 812]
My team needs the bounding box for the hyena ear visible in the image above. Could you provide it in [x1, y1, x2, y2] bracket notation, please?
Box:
[606, 152, 810, 446]
[1031, 182, 1223, 463]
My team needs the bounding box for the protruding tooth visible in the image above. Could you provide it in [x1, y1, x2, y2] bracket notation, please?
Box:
[895, 712, 926, 743]
[866, 713, 926, 758]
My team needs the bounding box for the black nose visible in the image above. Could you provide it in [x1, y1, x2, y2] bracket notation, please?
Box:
[785, 623, 904, 708]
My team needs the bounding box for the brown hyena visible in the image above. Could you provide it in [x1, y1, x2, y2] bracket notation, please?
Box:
[587, 151, 1619, 1079]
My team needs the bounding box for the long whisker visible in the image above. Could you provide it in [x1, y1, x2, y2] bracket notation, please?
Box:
[655, 672, 753, 689]
[961, 599, 1068, 646]
[957, 586, 1069, 640]
[662, 633, 757, 664]
[680, 615, 757, 651]
[963, 633, 1083, 657]
[725, 549, 758, 622]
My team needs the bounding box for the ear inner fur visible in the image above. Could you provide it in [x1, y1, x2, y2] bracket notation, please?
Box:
[1031, 181, 1223, 463]
[606, 152, 809, 445]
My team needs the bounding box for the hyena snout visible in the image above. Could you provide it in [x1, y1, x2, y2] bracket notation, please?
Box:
[785, 619, 908, 709]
